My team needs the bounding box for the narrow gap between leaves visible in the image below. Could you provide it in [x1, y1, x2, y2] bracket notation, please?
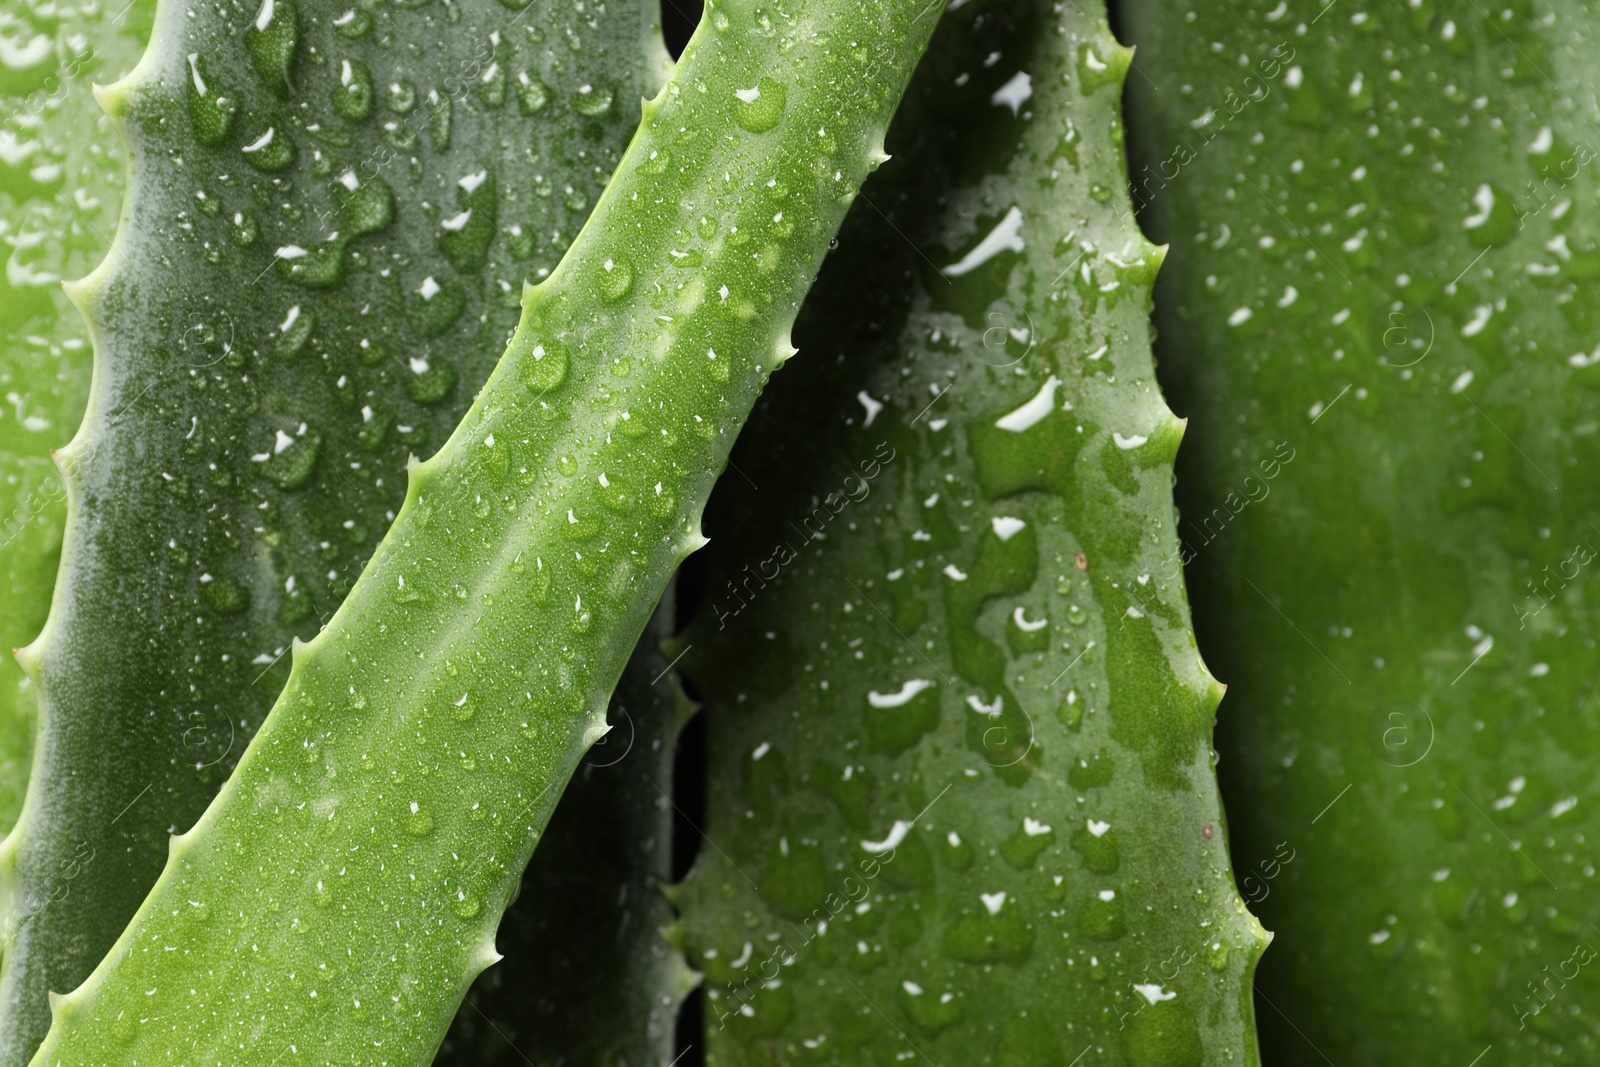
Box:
[661, 16, 707, 1067]
[1110, 0, 1275, 1047]
[662, 0, 702, 59]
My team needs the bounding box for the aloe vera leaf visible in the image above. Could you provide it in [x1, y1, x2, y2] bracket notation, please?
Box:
[29, 2, 942, 1061]
[0, 0, 664, 1059]
[436, 596, 697, 1065]
[1122, 1, 1600, 1061]
[678, 3, 1266, 1063]
[0, 0, 155, 832]
[0, 460, 58, 830]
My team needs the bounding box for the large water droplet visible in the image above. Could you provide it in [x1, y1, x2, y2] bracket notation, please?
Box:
[439, 167, 497, 273]
[477, 60, 506, 109]
[272, 305, 315, 358]
[1208, 941, 1230, 972]
[1080, 889, 1126, 940]
[246, 0, 299, 96]
[943, 895, 1034, 963]
[452, 892, 481, 920]
[733, 77, 787, 133]
[335, 173, 394, 237]
[333, 7, 372, 38]
[410, 275, 467, 337]
[259, 429, 321, 488]
[1076, 41, 1128, 96]
[427, 92, 452, 150]
[573, 82, 613, 117]
[516, 72, 548, 115]
[332, 58, 374, 121]
[230, 211, 260, 246]
[386, 79, 416, 113]
[515, 334, 569, 394]
[405, 356, 457, 405]
[598, 256, 633, 302]
[404, 801, 433, 836]
[186, 54, 235, 145]
[391, 572, 424, 605]
[999, 818, 1055, 869]
[703, 346, 730, 384]
[241, 125, 296, 172]
[276, 241, 344, 288]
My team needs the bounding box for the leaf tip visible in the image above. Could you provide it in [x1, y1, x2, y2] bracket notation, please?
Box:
[53, 441, 86, 484]
[669, 680, 700, 735]
[681, 530, 710, 558]
[60, 275, 93, 314]
[14, 641, 42, 679]
[471, 939, 503, 973]
[90, 80, 129, 118]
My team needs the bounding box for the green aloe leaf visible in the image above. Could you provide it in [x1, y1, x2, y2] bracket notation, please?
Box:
[0, 0, 664, 1060]
[679, 2, 1264, 1063]
[0, 0, 155, 832]
[29, 0, 942, 1061]
[1124, 0, 1600, 1061]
